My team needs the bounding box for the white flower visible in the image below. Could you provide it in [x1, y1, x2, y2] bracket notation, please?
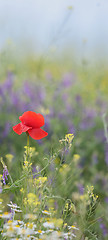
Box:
[7, 201, 22, 212]
[42, 210, 51, 215]
[24, 213, 37, 220]
[1, 212, 12, 219]
[68, 225, 79, 230]
[46, 231, 60, 240]
[43, 221, 54, 228]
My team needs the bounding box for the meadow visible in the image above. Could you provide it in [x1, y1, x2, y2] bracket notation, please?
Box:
[0, 53, 108, 239]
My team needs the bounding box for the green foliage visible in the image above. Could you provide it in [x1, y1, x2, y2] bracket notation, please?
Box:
[0, 135, 105, 239]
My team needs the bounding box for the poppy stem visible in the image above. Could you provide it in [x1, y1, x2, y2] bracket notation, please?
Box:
[26, 132, 29, 160]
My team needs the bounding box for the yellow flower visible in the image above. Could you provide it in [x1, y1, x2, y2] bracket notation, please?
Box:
[38, 177, 47, 184]
[65, 134, 74, 144]
[5, 154, 14, 162]
[0, 198, 3, 203]
[52, 218, 63, 228]
[73, 154, 80, 162]
[15, 225, 20, 228]
[28, 223, 33, 229]
[27, 193, 40, 206]
[20, 188, 24, 193]
[7, 225, 14, 232]
[59, 164, 70, 175]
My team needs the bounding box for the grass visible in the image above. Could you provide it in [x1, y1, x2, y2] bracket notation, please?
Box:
[0, 53, 108, 239]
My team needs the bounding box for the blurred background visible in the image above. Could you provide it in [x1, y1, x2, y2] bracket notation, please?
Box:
[0, 0, 108, 62]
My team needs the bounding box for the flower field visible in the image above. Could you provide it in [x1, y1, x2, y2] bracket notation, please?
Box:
[0, 55, 108, 240]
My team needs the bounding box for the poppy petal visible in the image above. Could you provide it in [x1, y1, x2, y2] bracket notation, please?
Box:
[13, 122, 32, 135]
[28, 128, 48, 140]
[19, 111, 44, 128]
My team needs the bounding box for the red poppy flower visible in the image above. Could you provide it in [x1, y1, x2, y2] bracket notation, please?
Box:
[13, 111, 48, 140]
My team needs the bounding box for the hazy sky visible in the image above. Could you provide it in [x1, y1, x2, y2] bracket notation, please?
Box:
[0, 0, 108, 60]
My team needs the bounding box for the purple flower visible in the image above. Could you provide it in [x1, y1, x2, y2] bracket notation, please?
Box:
[0, 185, 2, 193]
[80, 118, 95, 130]
[44, 115, 50, 132]
[0, 72, 14, 103]
[67, 121, 75, 135]
[75, 94, 82, 103]
[98, 218, 108, 236]
[78, 183, 84, 195]
[23, 81, 46, 106]
[79, 108, 97, 130]
[105, 143, 108, 165]
[11, 92, 20, 110]
[2, 122, 10, 138]
[95, 129, 105, 141]
[105, 197, 108, 203]
[80, 119, 94, 130]
[0, 86, 4, 98]
[2, 167, 9, 185]
[62, 73, 74, 88]
[100, 222, 108, 236]
[58, 112, 65, 120]
[32, 165, 41, 178]
[3, 72, 14, 91]
[37, 86, 46, 103]
[23, 81, 33, 99]
[92, 152, 98, 165]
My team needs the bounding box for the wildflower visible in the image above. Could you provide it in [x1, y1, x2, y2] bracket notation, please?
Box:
[0, 185, 2, 193]
[13, 111, 48, 140]
[24, 214, 37, 220]
[2, 166, 9, 185]
[42, 210, 51, 216]
[65, 133, 74, 144]
[27, 193, 40, 206]
[0, 198, 3, 205]
[43, 221, 54, 228]
[1, 211, 12, 219]
[59, 133, 74, 150]
[0, 175, 3, 193]
[53, 218, 63, 228]
[99, 219, 108, 236]
[68, 225, 79, 230]
[5, 154, 14, 163]
[73, 154, 80, 162]
[7, 201, 22, 213]
[59, 164, 70, 175]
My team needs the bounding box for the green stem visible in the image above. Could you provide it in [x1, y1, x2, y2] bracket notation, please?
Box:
[25, 132, 30, 195]
[26, 132, 29, 161]
[102, 113, 108, 143]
